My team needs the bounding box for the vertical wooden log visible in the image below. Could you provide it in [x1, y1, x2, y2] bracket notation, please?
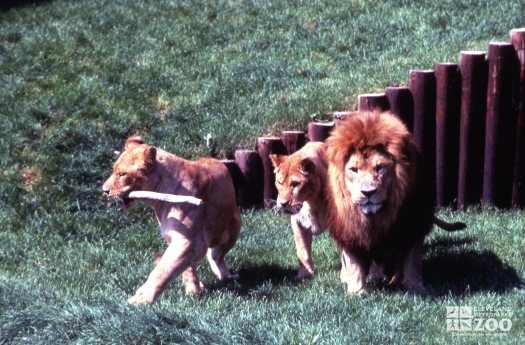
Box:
[511, 28, 525, 208]
[483, 42, 519, 208]
[234, 150, 264, 209]
[281, 130, 306, 154]
[435, 63, 461, 208]
[308, 122, 335, 142]
[458, 51, 488, 209]
[257, 137, 287, 203]
[221, 159, 242, 206]
[385, 86, 414, 132]
[357, 93, 390, 112]
[409, 70, 437, 203]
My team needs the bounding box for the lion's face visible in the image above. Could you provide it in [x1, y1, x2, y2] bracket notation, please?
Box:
[103, 136, 157, 207]
[344, 148, 394, 215]
[271, 153, 320, 214]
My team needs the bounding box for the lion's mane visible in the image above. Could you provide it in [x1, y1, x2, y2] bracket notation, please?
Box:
[325, 111, 433, 259]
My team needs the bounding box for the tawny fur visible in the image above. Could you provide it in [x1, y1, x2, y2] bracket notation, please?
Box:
[103, 136, 240, 304]
[270, 142, 328, 279]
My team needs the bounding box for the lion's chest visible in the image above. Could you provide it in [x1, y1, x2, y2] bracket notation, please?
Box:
[293, 202, 326, 236]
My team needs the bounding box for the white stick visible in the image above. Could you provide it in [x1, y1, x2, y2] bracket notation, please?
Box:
[128, 191, 203, 206]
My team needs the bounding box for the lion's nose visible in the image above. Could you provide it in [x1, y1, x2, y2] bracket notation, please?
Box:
[102, 185, 110, 195]
[360, 187, 377, 198]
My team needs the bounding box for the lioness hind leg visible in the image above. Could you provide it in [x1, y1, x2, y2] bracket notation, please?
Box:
[206, 213, 240, 280]
[401, 237, 425, 293]
[207, 246, 234, 280]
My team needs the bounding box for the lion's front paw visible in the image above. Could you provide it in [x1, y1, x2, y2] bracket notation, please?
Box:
[128, 285, 159, 305]
[346, 281, 365, 296]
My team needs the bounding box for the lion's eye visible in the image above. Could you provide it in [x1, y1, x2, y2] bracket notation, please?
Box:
[118, 172, 127, 177]
[375, 165, 385, 173]
[349, 167, 358, 173]
[290, 181, 300, 188]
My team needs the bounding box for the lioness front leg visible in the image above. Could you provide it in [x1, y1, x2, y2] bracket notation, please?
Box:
[128, 235, 195, 305]
[340, 248, 370, 295]
[292, 218, 315, 279]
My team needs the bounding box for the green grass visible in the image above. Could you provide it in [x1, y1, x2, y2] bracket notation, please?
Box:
[1, 0, 524, 344]
[1, 210, 524, 344]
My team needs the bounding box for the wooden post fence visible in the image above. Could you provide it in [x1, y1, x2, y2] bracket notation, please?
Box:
[307, 122, 334, 142]
[483, 42, 519, 208]
[386, 86, 414, 132]
[457, 51, 488, 209]
[357, 93, 390, 112]
[257, 137, 287, 202]
[409, 69, 436, 201]
[281, 130, 306, 154]
[223, 27, 525, 210]
[511, 29, 525, 208]
[221, 159, 243, 206]
[435, 63, 461, 208]
[234, 150, 264, 209]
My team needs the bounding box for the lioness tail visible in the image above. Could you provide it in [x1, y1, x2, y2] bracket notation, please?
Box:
[433, 216, 466, 231]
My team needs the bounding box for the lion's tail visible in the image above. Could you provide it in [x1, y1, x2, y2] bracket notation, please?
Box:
[433, 216, 467, 231]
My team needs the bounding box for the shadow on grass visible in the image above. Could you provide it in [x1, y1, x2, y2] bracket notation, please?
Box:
[335, 236, 523, 297]
[424, 249, 524, 296]
[207, 264, 299, 298]
[423, 236, 524, 296]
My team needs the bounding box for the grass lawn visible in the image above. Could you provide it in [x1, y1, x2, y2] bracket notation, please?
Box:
[1, 0, 524, 344]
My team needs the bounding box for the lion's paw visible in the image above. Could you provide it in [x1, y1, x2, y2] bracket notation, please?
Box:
[346, 281, 365, 296]
[128, 285, 159, 305]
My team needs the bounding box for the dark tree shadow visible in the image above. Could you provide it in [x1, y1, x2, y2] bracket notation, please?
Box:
[207, 264, 299, 298]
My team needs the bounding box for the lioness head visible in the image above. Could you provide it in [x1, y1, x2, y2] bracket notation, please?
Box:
[270, 142, 326, 214]
[327, 111, 417, 218]
[103, 136, 157, 207]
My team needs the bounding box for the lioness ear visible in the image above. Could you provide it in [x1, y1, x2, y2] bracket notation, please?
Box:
[270, 154, 287, 168]
[300, 158, 315, 175]
[125, 136, 144, 151]
[144, 146, 156, 170]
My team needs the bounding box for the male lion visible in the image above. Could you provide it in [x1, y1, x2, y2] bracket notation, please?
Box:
[326, 111, 465, 295]
[103, 136, 240, 304]
[270, 142, 328, 279]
